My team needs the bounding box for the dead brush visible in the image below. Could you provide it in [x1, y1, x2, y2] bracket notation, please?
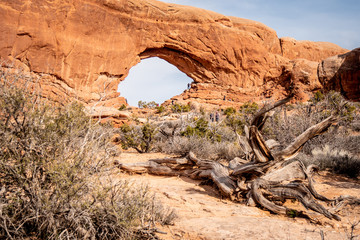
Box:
[0, 66, 173, 239]
[306, 145, 360, 178]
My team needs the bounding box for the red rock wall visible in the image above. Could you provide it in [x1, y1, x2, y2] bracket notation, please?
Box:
[279, 37, 348, 62]
[319, 48, 360, 101]
[0, 0, 353, 108]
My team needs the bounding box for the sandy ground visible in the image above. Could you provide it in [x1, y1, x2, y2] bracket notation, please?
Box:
[114, 152, 360, 240]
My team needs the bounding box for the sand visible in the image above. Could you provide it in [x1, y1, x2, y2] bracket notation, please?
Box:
[114, 152, 360, 240]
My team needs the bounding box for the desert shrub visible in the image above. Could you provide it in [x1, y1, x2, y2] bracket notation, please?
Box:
[171, 103, 190, 113]
[263, 91, 359, 155]
[181, 117, 209, 138]
[155, 117, 240, 160]
[188, 101, 200, 111]
[138, 100, 158, 109]
[156, 119, 182, 141]
[138, 100, 146, 108]
[224, 112, 246, 135]
[213, 141, 244, 161]
[118, 103, 127, 110]
[239, 101, 259, 115]
[235, 102, 260, 125]
[224, 107, 236, 116]
[312, 90, 325, 103]
[351, 120, 360, 132]
[310, 91, 358, 124]
[221, 103, 259, 136]
[181, 117, 222, 142]
[154, 135, 191, 157]
[263, 106, 316, 150]
[119, 122, 157, 153]
[155, 105, 165, 113]
[260, 91, 360, 177]
[301, 145, 360, 178]
[0, 67, 171, 239]
[153, 113, 241, 160]
[208, 121, 237, 142]
[157, 135, 241, 160]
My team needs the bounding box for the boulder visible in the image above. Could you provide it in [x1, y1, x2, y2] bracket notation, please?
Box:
[319, 48, 360, 101]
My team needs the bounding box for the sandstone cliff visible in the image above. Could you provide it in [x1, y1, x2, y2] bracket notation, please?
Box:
[319, 48, 360, 101]
[0, 0, 356, 108]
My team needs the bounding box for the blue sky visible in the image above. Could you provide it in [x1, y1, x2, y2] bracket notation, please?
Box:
[118, 0, 360, 106]
[119, 57, 192, 106]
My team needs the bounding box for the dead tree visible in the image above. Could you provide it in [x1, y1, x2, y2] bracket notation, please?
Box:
[117, 95, 359, 221]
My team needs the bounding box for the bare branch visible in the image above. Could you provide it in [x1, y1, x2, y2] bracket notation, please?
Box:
[275, 116, 337, 161]
[251, 93, 294, 129]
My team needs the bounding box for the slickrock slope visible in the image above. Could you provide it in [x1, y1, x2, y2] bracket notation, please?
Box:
[0, 0, 355, 108]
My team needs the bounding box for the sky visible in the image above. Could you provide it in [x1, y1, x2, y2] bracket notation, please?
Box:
[118, 0, 360, 106]
[119, 57, 192, 106]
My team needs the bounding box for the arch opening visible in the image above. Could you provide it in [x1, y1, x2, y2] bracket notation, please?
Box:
[118, 57, 193, 107]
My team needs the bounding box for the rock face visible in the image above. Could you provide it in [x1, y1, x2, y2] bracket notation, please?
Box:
[279, 37, 349, 62]
[319, 48, 360, 101]
[0, 0, 355, 108]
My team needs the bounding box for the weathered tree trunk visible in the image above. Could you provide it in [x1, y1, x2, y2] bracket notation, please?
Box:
[117, 95, 359, 222]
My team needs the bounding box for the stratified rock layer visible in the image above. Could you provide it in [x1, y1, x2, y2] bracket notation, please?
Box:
[0, 0, 355, 108]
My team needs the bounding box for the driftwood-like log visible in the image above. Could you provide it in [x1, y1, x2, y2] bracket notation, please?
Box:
[274, 116, 338, 161]
[117, 94, 360, 222]
[249, 126, 274, 163]
[236, 132, 252, 160]
[262, 180, 340, 221]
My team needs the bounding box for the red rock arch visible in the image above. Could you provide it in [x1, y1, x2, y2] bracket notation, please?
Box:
[0, 0, 350, 108]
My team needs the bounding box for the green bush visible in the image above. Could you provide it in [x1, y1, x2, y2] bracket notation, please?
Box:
[180, 117, 221, 142]
[181, 117, 209, 137]
[118, 103, 127, 110]
[156, 105, 165, 114]
[120, 122, 157, 153]
[312, 91, 358, 123]
[171, 103, 190, 113]
[0, 68, 172, 239]
[311, 90, 325, 103]
[224, 113, 245, 135]
[138, 100, 158, 109]
[342, 103, 356, 122]
[224, 107, 236, 116]
[239, 101, 259, 114]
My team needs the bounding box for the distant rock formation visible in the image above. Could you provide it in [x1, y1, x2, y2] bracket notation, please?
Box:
[0, 0, 356, 108]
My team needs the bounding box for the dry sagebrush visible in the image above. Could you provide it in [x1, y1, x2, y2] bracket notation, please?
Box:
[0, 67, 174, 239]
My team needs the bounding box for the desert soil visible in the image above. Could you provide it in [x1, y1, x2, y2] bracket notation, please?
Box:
[114, 152, 360, 240]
